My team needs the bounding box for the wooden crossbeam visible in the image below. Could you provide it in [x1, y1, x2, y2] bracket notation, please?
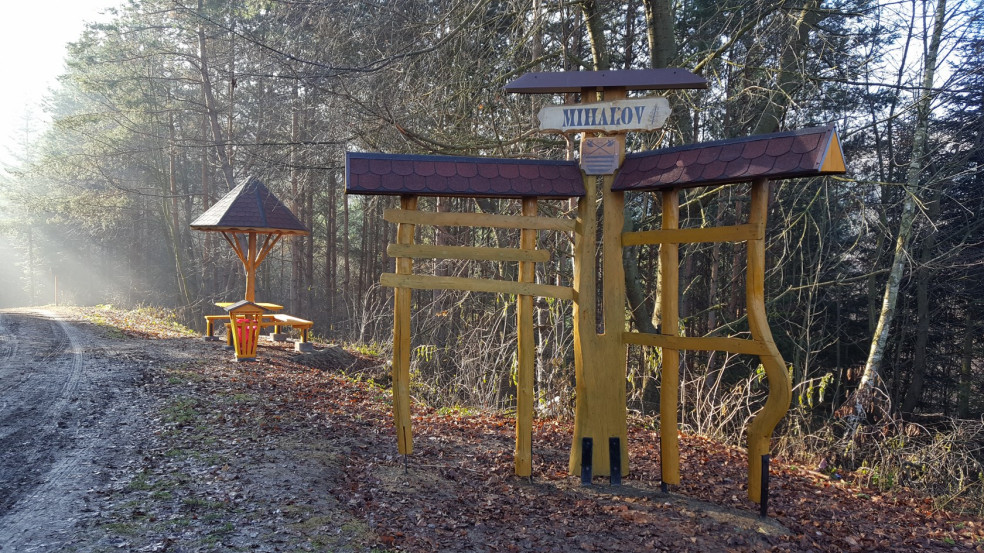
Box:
[383, 209, 576, 232]
[621, 223, 762, 246]
[221, 231, 246, 264]
[622, 332, 769, 356]
[255, 233, 282, 266]
[380, 273, 574, 300]
[387, 243, 550, 263]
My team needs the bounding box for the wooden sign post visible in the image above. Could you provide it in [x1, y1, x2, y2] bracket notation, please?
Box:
[568, 88, 631, 477]
[504, 70, 701, 478]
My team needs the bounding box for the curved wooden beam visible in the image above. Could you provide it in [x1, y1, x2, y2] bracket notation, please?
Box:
[745, 178, 792, 503]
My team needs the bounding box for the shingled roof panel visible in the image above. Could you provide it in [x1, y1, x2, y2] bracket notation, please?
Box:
[346, 152, 585, 198]
[539, 163, 561, 179]
[791, 133, 822, 154]
[392, 159, 415, 176]
[406, 173, 428, 192]
[719, 142, 745, 162]
[370, 158, 391, 175]
[190, 176, 309, 235]
[417, 160, 437, 177]
[613, 126, 846, 192]
[696, 146, 720, 165]
[702, 160, 728, 181]
[498, 163, 520, 179]
[741, 139, 770, 160]
[766, 136, 795, 157]
[477, 162, 500, 179]
[678, 149, 702, 166]
[655, 152, 680, 171]
[774, 152, 804, 173]
[726, 157, 751, 176]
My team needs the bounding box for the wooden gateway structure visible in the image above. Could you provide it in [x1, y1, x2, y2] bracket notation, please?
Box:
[346, 68, 846, 507]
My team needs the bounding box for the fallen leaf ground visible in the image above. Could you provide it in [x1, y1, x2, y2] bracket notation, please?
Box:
[74, 306, 984, 552]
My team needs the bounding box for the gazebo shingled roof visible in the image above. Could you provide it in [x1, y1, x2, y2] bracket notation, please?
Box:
[191, 176, 309, 235]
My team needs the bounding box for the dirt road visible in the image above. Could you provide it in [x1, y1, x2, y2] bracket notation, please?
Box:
[0, 308, 197, 551]
[0, 307, 373, 552]
[1, 308, 979, 552]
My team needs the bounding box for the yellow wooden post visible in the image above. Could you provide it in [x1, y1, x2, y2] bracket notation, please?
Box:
[659, 187, 681, 485]
[568, 88, 629, 477]
[245, 232, 257, 302]
[569, 168, 600, 475]
[745, 177, 792, 502]
[515, 198, 537, 477]
[393, 195, 418, 455]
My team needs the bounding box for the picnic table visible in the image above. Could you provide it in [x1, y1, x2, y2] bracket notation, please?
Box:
[203, 302, 314, 353]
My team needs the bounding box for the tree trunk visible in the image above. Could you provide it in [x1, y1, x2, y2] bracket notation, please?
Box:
[853, 0, 946, 420]
[579, 1, 610, 71]
[642, 0, 676, 68]
[901, 188, 941, 414]
[327, 172, 338, 322]
[958, 305, 975, 418]
[304, 172, 314, 314]
[167, 109, 193, 306]
[753, 0, 822, 135]
[343, 189, 351, 323]
[290, 80, 302, 313]
[197, 0, 235, 190]
[201, 113, 213, 297]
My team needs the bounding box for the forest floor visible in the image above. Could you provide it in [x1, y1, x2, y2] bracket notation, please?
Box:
[1, 306, 982, 552]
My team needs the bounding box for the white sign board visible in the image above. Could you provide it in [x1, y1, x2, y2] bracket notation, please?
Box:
[537, 97, 671, 133]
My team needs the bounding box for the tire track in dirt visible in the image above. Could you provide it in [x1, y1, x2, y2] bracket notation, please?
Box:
[0, 309, 142, 551]
[0, 310, 80, 442]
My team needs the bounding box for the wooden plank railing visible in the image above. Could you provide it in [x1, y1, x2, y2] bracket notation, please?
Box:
[382, 198, 576, 478]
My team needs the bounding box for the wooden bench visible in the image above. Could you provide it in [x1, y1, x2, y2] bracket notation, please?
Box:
[203, 315, 229, 341]
[269, 314, 314, 343]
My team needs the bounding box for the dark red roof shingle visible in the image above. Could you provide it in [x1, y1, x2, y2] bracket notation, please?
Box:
[190, 176, 309, 235]
[612, 126, 846, 191]
[345, 152, 585, 198]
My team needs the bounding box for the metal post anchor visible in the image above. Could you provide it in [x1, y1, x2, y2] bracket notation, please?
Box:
[759, 454, 771, 518]
[580, 437, 593, 486]
[609, 437, 621, 486]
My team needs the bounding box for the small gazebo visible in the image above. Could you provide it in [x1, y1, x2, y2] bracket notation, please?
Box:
[191, 176, 309, 302]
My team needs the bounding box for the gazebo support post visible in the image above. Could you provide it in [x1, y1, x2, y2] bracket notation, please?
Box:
[245, 232, 257, 302]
